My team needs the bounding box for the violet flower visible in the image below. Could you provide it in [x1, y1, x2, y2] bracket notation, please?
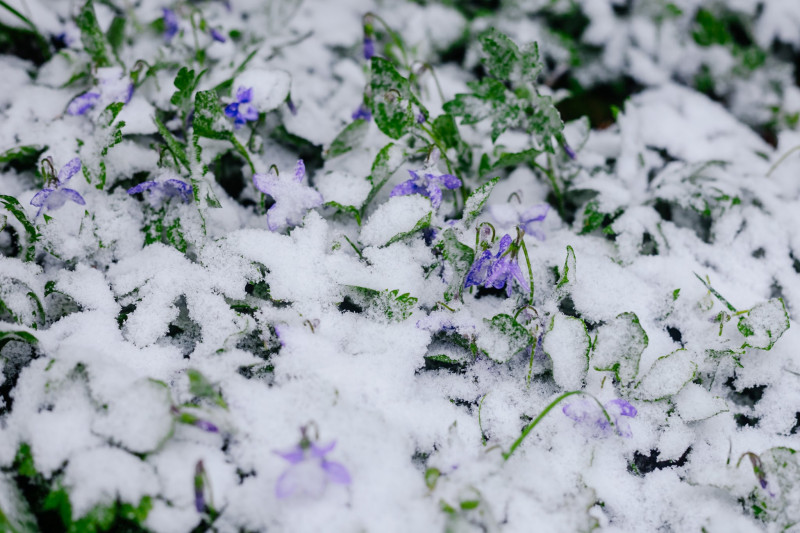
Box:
[274, 431, 351, 499]
[30, 158, 86, 217]
[127, 178, 193, 206]
[363, 36, 375, 60]
[464, 233, 529, 297]
[390, 168, 461, 209]
[194, 461, 207, 513]
[163, 8, 179, 42]
[67, 67, 133, 116]
[224, 86, 259, 129]
[488, 203, 549, 241]
[562, 398, 637, 438]
[209, 28, 226, 43]
[564, 144, 576, 160]
[351, 104, 371, 121]
[253, 159, 323, 231]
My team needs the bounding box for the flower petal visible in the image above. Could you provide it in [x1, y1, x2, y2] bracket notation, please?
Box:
[67, 91, 100, 116]
[275, 445, 305, 464]
[127, 181, 158, 195]
[241, 105, 259, 122]
[390, 179, 424, 198]
[164, 179, 193, 202]
[253, 171, 278, 195]
[60, 188, 86, 206]
[520, 204, 550, 223]
[436, 173, 462, 190]
[310, 441, 336, 458]
[224, 102, 239, 119]
[58, 158, 82, 184]
[30, 189, 53, 207]
[294, 159, 305, 182]
[426, 182, 443, 209]
[236, 86, 253, 104]
[322, 460, 351, 485]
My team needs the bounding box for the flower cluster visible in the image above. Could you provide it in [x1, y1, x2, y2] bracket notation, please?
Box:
[390, 168, 461, 209]
[562, 398, 637, 438]
[253, 159, 323, 231]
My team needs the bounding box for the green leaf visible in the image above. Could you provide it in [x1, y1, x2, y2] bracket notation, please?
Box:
[43, 487, 71, 527]
[100, 102, 125, 126]
[477, 313, 533, 363]
[460, 500, 480, 510]
[432, 114, 471, 172]
[384, 211, 431, 247]
[325, 201, 361, 225]
[0, 145, 47, 173]
[165, 218, 188, 252]
[424, 468, 440, 490]
[369, 57, 414, 139]
[76, 0, 113, 67]
[634, 349, 696, 401]
[0, 195, 39, 262]
[363, 143, 403, 212]
[556, 245, 576, 289]
[106, 16, 125, 57]
[436, 228, 475, 302]
[327, 119, 369, 159]
[542, 313, 590, 389]
[461, 177, 499, 229]
[591, 312, 648, 384]
[153, 116, 191, 171]
[171, 67, 206, 113]
[187, 369, 227, 408]
[489, 148, 541, 172]
[193, 90, 230, 140]
[737, 298, 790, 350]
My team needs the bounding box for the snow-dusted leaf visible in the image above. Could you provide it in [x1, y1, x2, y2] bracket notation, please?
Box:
[476, 313, 533, 363]
[591, 312, 648, 385]
[462, 177, 499, 229]
[634, 349, 697, 401]
[543, 312, 590, 389]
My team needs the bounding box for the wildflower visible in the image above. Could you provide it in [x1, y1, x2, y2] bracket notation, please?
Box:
[194, 461, 207, 513]
[390, 161, 461, 209]
[563, 143, 576, 160]
[488, 203, 549, 241]
[351, 104, 371, 121]
[67, 67, 133, 116]
[253, 159, 323, 231]
[363, 36, 375, 60]
[224, 86, 259, 129]
[287, 97, 298, 115]
[30, 157, 85, 217]
[127, 178, 193, 206]
[464, 233, 530, 297]
[562, 397, 637, 438]
[274, 427, 351, 499]
[163, 8, 179, 42]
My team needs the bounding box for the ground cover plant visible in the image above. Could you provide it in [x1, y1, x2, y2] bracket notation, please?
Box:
[1, 0, 800, 531]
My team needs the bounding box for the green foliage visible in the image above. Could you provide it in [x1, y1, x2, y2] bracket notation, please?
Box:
[476, 313, 533, 363]
[0, 195, 39, 261]
[171, 67, 206, 116]
[557, 245, 576, 289]
[737, 298, 790, 351]
[436, 228, 475, 302]
[363, 143, 403, 212]
[0, 330, 38, 352]
[0, 145, 47, 174]
[461, 177, 498, 229]
[591, 312, 648, 385]
[327, 119, 369, 158]
[369, 58, 415, 139]
[193, 90, 230, 141]
[154, 116, 191, 172]
[76, 0, 113, 67]
[384, 211, 432, 247]
[105, 16, 125, 58]
[187, 369, 228, 408]
[431, 114, 472, 173]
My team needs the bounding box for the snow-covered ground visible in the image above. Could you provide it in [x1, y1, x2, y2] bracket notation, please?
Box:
[1, 0, 799, 531]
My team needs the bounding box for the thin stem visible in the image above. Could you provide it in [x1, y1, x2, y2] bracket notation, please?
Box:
[531, 161, 563, 216]
[520, 234, 535, 306]
[766, 144, 800, 177]
[364, 12, 410, 71]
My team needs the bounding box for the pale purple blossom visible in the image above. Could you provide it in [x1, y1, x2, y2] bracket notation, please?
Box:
[464, 234, 529, 297]
[209, 28, 226, 43]
[275, 439, 351, 499]
[363, 36, 375, 60]
[253, 159, 323, 231]
[562, 398, 637, 438]
[30, 158, 85, 217]
[488, 203, 549, 241]
[564, 144, 576, 160]
[127, 178, 192, 206]
[67, 67, 133, 116]
[163, 8, 179, 42]
[224, 86, 259, 129]
[390, 169, 461, 209]
[194, 461, 206, 513]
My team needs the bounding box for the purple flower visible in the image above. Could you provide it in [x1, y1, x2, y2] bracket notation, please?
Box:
[127, 178, 193, 206]
[564, 144, 576, 160]
[562, 398, 637, 438]
[287, 98, 297, 115]
[224, 86, 259, 129]
[194, 461, 206, 513]
[209, 27, 226, 43]
[464, 234, 529, 297]
[275, 440, 351, 499]
[163, 8, 179, 42]
[390, 169, 461, 209]
[488, 203, 549, 241]
[253, 159, 323, 231]
[67, 67, 133, 116]
[416, 111, 427, 124]
[363, 36, 375, 60]
[30, 158, 86, 217]
[351, 104, 371, 121]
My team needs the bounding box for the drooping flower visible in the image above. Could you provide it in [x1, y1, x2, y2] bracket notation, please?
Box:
[253, 159, 323, 231]
[274, 428, 351, 499]
[390, 167, 461, 209]
[488, 203, 549, 241]
[464, 233, 530, 297]
[562, 397, 637, 438]
[67, 67, 134, 116]
[351, 104, 371, 121]
[209, 27, 226, 43]
[563, 143, 576, 160]
[163, 8, 179, 42]
[224, 86, 259, 129]
[30, 157, 86, 217]
[127, 178, 193, 206]
[363, 36, 375, 60]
